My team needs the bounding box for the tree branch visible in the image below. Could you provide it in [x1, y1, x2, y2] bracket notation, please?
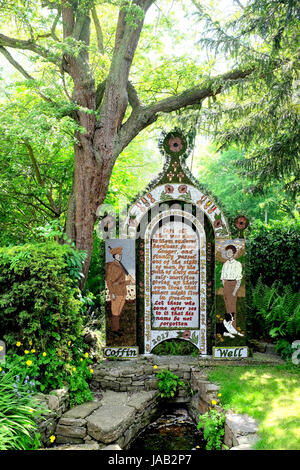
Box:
[24, 141, 60, 216]
[0, 33, 58, 64]
[0, 45, 33, 80]
[99, 0, 155, 134]
[91, 5, 104, 54]
[0, 46, 56, 104]
[127, 81, 142, 110]
[115, 68, 253, 156]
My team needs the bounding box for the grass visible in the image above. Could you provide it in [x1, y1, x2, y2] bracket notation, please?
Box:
[207, 363, 300, 450]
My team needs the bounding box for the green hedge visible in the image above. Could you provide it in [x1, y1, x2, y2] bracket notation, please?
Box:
[0, 242, 85, 351]
[247, 219, 300, 291]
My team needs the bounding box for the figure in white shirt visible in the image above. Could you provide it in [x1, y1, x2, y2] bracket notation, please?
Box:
[220, 244, 244, 338]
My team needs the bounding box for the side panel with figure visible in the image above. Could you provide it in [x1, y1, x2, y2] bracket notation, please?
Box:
[215, 239, 246, 347]
[105, 240, 136, 346]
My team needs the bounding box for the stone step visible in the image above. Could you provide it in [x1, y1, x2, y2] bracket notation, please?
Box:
[54, 390, 159, 449]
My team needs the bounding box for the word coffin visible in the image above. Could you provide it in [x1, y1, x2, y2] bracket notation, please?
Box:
[103, 347, 139, 359]
[213, 346, 248, 359]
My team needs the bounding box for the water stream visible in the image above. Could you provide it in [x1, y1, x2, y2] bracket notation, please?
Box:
[129, 407, 205, 451]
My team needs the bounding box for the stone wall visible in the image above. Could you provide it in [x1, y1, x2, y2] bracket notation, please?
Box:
[36, 357, 259, 450]
[52, 391, 160, 450]
[35, 388, 69, 447]
[91, 356, 198, 404]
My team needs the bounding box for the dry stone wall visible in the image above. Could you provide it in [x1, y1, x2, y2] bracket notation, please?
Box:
[36, 357, 259, 450]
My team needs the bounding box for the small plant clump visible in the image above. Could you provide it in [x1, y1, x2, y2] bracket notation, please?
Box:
[155, 368, 187, 399]
[197, 408, 225, 450]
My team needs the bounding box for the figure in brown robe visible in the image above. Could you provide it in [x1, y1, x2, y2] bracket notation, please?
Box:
[106, 246, 134, 335]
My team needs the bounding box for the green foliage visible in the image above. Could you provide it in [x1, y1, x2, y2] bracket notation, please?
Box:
[0, 242, 85, 351]
[247, 219, 300, 291]
[0, 88, 75, 245]
[250, 276, 300, 357]
[0, 364, 45, 450]
[2, 344, 94, 407]
[195, 145, 297, 222]
[193, 0, 300, 196]
[152, 339, 199, 357]
[197, 409, 225, 450]
[156, 369, 187, 399]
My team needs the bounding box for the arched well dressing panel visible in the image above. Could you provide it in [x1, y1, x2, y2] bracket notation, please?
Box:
[144, 209, 207, 355]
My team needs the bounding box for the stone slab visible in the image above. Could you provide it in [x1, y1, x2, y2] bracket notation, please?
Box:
[59, 417, 87, 427]
[56, 435, 85, 445]
[87, 404, 136, 443]
[126, 391, 157, 411]
[50, 443, 100, 450]
[56, 424, 86, 439]
[63, 401, 101, 419]
[102, 444, 122, 451]
[226, 412, 259, 436]
[100, 391, 129, 406]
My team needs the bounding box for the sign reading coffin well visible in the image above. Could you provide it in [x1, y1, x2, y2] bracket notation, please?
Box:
[144, 209, 207, 354]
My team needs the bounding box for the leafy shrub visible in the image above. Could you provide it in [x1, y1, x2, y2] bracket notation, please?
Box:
[247, 219, 299, 292]
[156, 369, 187, 399]
[0, 365, 45, 450]
[2, 344, 94, 406]
[0, 242, 86, 351]
[197, 409, 225, 450]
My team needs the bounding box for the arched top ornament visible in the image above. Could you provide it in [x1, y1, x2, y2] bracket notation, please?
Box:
[121, 129, 231, 239]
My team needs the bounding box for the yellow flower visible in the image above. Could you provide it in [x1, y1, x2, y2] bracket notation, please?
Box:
[29, 408, 34, 413]
[24, 350, 29, 354]
[31, 349, 36, 353]
[218, 393, 222, 397]
[42, 352, 47, 357]
[0, 367, 2, 372]
[29, 340, 32, 346]
[68, 341, 71, 346]
[16, 342, 21, 347]
[153, 365, 158, 369]
[58, 351, 62, 356]
[80, 358, 83, 362]
[26, 360, 32, 366]
[84, 352, 89, 358]
[90, 368, 94, 374]
[211, 400, 217, 406]
[72, 367, 76, 372]
[50, 435, 56, 443]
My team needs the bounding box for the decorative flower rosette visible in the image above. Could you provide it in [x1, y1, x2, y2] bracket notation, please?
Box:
[158, 128, 191, 159]
[234, 215, 249, 234]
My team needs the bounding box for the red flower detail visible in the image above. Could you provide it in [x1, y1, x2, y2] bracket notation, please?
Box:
[178, 184, 187, 194]
[213, 219, 223, 228]
[182, 330, 191, 339]
[164, 184, 174, 194]
[234, 216, 249, 230]
[168, 137, 183, 153]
